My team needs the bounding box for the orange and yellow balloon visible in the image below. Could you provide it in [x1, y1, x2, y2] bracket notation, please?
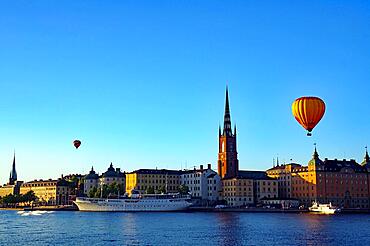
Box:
[292, 96, 325, 136]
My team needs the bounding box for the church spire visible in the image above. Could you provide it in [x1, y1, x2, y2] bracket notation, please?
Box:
[362, 146, 370, 165]
[218, 86, 239, 179]
[9, 151, 17, 185]
[313, 143, 319, 159]
[365, 146, 369, 162]
[223, 87, 233, 136]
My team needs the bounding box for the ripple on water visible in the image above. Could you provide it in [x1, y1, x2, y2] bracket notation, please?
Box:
[1, 211, 370, 246]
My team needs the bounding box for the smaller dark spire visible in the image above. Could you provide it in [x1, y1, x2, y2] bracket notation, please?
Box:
[364, 146, 369, 163]
[313, 143, 319, 159]
[273, 158, 275, 168]
[91, 166, 94, 172]
[276, 157, 280, 167]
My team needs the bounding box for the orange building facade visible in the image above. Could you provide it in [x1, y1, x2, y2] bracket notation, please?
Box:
[267, 148, 370, 208]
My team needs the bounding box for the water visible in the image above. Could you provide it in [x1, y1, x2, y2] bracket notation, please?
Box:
[1, 211, 370, 246]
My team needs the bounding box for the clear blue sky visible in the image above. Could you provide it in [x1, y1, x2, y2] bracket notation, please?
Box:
[1, 0, 369, 183]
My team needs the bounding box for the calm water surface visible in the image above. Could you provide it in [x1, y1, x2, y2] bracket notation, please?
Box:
[1, 211, 370, 245]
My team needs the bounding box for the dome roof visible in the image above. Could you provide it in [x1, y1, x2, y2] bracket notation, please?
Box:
[102, 163, 125, 178]
[85, 166, 99, 180]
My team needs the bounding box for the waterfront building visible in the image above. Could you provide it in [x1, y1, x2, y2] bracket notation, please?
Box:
[125, 169, 181, 195]
[0, 181, 23, 198]
[20, 178, 75, 205]
[84, 166, 99, 195]
[63, 173, 85, 196]
[267, 147, 370, 208]
[83, 163, 125, 196]
[180, 164, 221, 201]
[217, 88, 278, 206]
[101, 163, 125, 187]
[206, 172, 222, 201]
[266, 162, 302, 198]
[221, 175, 254, 206]
[221, 171, 278, 206]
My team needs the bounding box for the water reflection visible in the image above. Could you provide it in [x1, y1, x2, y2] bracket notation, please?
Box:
[120, 213, 140, 245]
[1, 211, 370, 246]
[215, 213, 244, 246]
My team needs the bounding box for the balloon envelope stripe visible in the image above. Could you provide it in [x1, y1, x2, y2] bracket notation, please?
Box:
[292, 96, 325, 134]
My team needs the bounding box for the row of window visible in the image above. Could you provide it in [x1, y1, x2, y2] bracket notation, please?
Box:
[226, 197, 252, 201]
[224, 187, 252, 192]
[223, 181, 252, 186]
[138, 179, 179, 184]
[136, 185, 177, 191]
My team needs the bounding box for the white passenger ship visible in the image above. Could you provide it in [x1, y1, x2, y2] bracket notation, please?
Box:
[74, 191, 192, 212]
[309, 202, 341, 214]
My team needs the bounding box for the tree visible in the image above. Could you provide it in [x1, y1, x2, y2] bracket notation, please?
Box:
[88, 187, 98, 198]
[178, 185, 189, 195]
[107, 182, 119, 197]
[157, 186, 166, 194]
[21, 191, 37, 206]
[118, 183, 125, 195]
[2, 194, 17, 207]
[146, 186, 155, 194]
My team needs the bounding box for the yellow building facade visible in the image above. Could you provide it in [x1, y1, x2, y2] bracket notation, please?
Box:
[221, 171, 278, 206]
[222, 178, 254, 206]
[20, 179, 74, 205]
[0, 181, 23, 198]
[126, 169, 181, 195]
[0, 185, 17, 197]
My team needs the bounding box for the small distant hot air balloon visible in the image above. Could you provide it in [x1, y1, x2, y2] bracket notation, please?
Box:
[73, 140, 81, 149]
[292, 96, 325, 136]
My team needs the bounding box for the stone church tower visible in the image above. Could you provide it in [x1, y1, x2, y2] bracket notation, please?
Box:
[218, 88, 239, 179]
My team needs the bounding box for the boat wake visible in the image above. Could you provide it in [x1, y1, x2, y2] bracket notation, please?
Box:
[17, 210, 54, 216]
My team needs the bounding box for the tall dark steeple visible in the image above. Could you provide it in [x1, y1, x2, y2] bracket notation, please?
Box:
[223, 87, 233, 137]
[218, 87, 239, 179]
[9, 152, 17, 185]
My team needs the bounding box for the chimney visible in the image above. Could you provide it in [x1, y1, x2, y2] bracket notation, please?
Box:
[116, 168, 121, 173]
[207, 164, 211, 169]
[200, 165, 204, 170]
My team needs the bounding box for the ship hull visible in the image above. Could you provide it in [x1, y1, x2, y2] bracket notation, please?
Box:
[74, 197, 191, 212]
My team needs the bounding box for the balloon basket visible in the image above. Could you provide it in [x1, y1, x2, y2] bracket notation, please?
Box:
[307, 132, 312, 136]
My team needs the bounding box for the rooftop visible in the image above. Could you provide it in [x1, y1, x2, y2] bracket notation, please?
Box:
[129, 169, 182, 175]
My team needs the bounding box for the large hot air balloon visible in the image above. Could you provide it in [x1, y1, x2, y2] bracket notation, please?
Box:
[73, 140, 81, 149]
[292, 96, 325, 136]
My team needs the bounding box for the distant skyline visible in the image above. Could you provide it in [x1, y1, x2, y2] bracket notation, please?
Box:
[1, 1, 370, 183]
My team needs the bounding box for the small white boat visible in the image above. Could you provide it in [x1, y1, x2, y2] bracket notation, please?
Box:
[309, 201, 341, 214]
